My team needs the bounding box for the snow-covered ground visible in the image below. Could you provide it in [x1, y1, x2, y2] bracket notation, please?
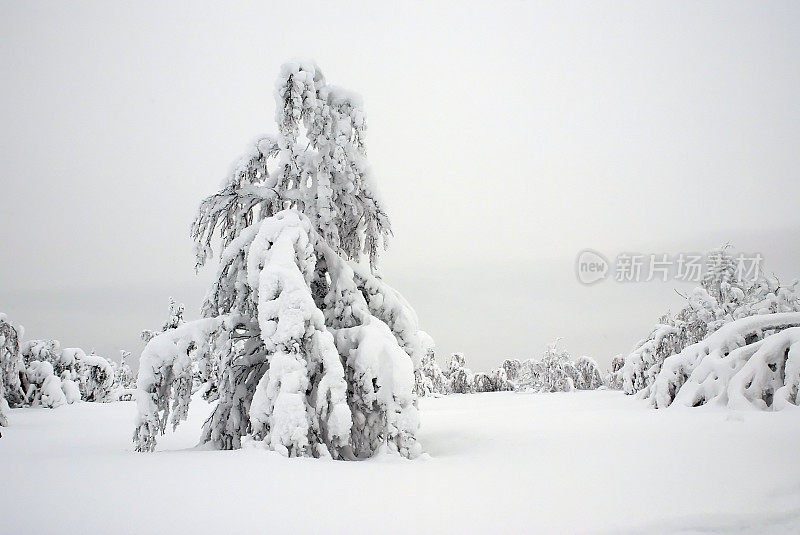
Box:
[2, 391, 799, 534]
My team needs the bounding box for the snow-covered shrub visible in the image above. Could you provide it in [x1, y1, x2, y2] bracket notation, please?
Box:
[0, 316, 121, 413]
[472, 372, 492, 393]
[0, 314, 25, 423]
[502, 358, 522, 383]
[505, 342, 601, 393]
[414, 332, 449, 396]
[116, 350, 135, 388]
[111, 350, 136, 401]
[574, 356, 604, 390]
[133, 61, 427, 459]
[24, 361, 67, 408]
[621, 247, 800, 397]
[473, 367, 512, 393]
[647, 312, 800, 409]
[604, 355, 624, 390]
[446, 353, 474, 394]
[516, 358, 543, 391]
[60, 372, 81, 404]
[78, 352, 115, 402]
[537, 341, 577, 393]
[20, 340, 86, 407]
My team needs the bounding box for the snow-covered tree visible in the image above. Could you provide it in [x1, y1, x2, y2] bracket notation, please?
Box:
[573, 356, 603, 390]
[445, 352, 474, 394]
[24, 361, 67, 408]
[473, 367, 512, 393]
[21, 339, 71, 376]
[621, 247, 800, 397]
[133, 61, 427, 459]
[141, 297, 186, 343]
[604, 355, 624, 390]
[116, 350, 135, 388]
[414, 332, 449, 396]
[111, 350, 136, 401]
[502, 358, 522, 384]
[0, 314, 25, 425]
[647, 312, 800, 409]
[516, 358, 543, 391]
[0, 314, 120, 412]
[78, 351, 115, 402]
[537, 340, 577, 393]
[20, 340, 84, 407]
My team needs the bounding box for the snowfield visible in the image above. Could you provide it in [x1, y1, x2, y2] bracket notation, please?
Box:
[2, 391, 799, 534]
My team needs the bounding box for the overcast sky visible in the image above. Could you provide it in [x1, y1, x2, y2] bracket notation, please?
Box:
[2, 1, 800, 371]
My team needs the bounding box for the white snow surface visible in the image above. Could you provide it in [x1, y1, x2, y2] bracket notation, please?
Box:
[2, 391, 799, 534]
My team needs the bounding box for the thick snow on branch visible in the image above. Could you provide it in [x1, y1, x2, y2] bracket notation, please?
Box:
[621, 248, 800, 398]
[133, 62, 427, 459]
[246, 211, 351, 458]
[134, 317, 225, 452]
[648, 312, 800, 409]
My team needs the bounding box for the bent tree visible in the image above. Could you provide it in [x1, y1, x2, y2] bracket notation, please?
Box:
[134, 61, 427, 459]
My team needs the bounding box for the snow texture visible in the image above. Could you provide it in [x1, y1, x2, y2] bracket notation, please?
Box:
[4, 392, 800, 534]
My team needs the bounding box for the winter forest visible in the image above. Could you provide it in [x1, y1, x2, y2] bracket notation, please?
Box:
[2, 3, 800, 534]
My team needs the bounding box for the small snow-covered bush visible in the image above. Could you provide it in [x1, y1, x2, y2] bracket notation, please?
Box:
[574, 356, 604, 390]
[24, 361, 67, 408]
[78, 352, 115, 402]
[61, 372, 81, 404]
[446, 353, 474, 394]
[502, 359, 522, 383]
[110, 350, 136, 401]
[20, 340, 83, 407]
[473, 367, 512, 393]
[133, 61, 428, 459]
[537, 342, 577, 393]
[414, 332, 449, 396]
[604, 355, 624, 390]
[516, 358, 543, 390]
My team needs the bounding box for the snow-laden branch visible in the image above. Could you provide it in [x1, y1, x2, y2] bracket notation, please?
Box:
[647, 312, 800, 409]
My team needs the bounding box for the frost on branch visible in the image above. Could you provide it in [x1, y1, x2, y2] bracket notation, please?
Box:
[133, 61, 427, 459]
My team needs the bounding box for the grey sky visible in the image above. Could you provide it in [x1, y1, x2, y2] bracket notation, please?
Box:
[2, 1, 800, 372]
